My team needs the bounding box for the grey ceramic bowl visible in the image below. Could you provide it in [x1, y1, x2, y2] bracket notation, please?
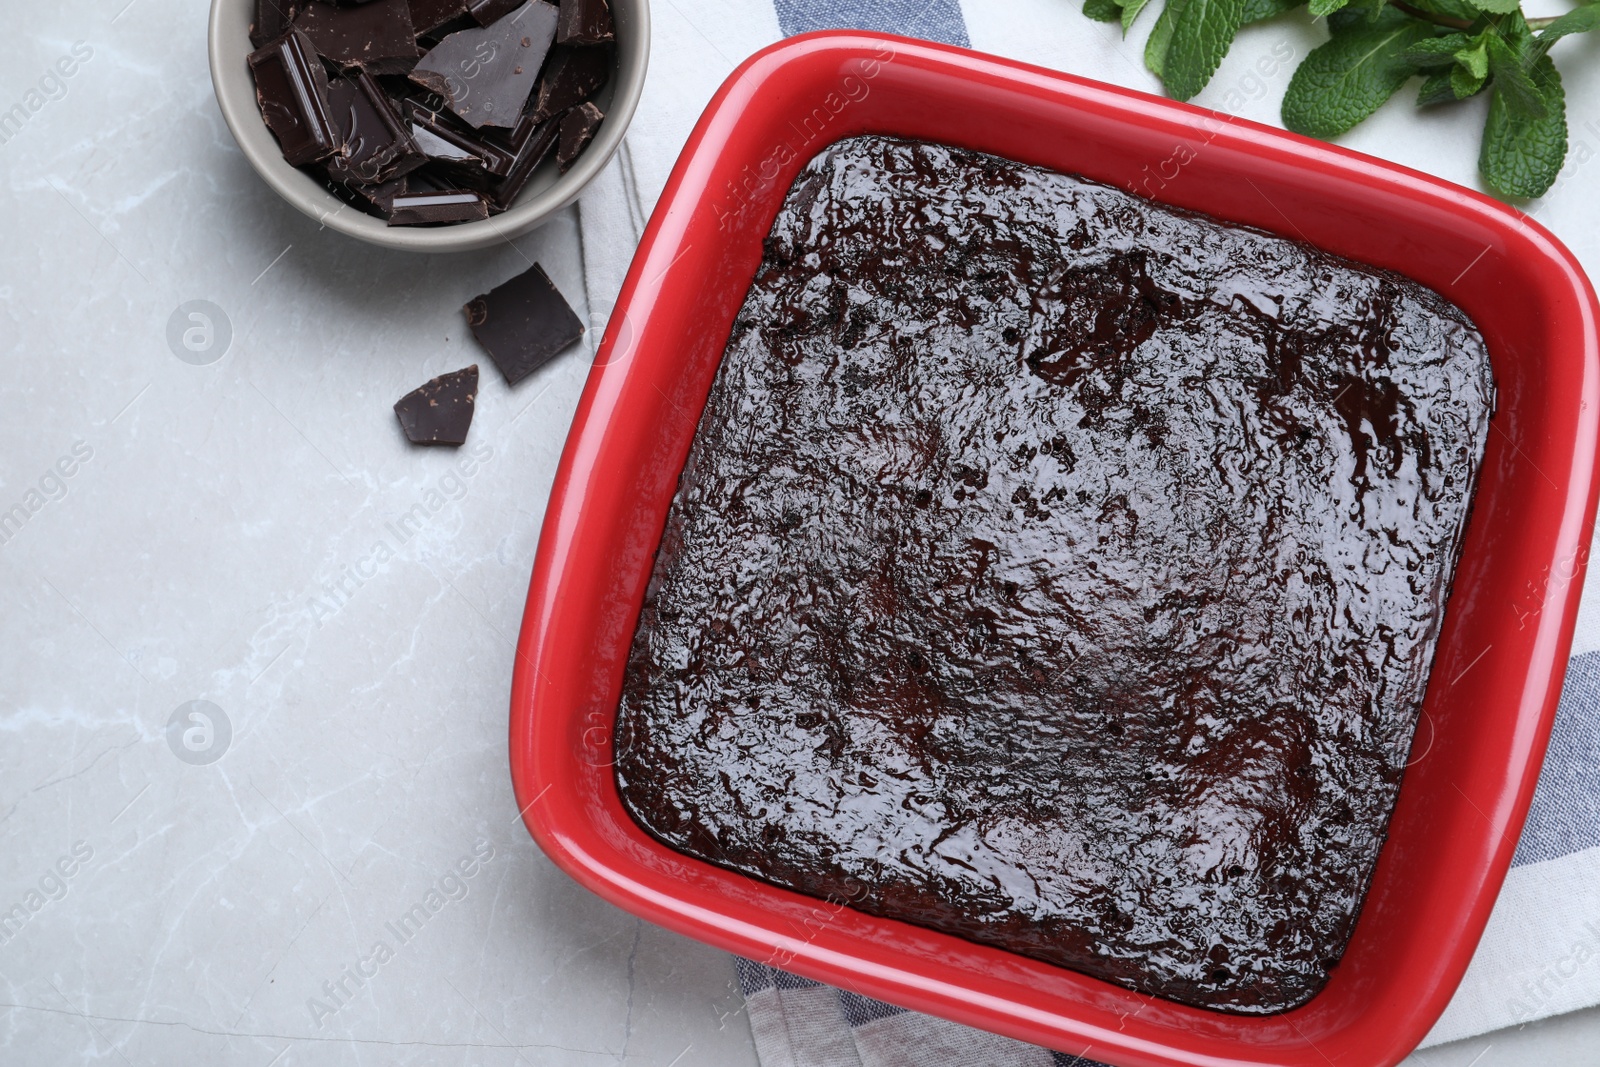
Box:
[208, 0, 648, 252]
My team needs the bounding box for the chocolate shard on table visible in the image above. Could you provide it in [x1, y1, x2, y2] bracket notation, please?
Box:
[247, 29, 339, 165]
[556, 101, 602, 171]
[464, 263, 584, 385]
[405, 101, 518, 175]
[249, 0, 300, 48]
[467, 0, 523, 24]
[293, 0, 421, 75]
[556, 0, 612, 45]
[386, 188, 490, 225]
[407, 0, 468, 34]
[394, 364, 479, 445]
[489, 116, 559, 211]
[409, 1, 559, 129]
[528, 45, 609, 122]
[324, 72, 427, 185]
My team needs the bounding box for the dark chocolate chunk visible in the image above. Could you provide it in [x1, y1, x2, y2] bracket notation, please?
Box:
[324, 72, 427, 185]
[528, 45, 609, 122]
[409, 136, 494, 191]
[405, 101, 517, 174]
[247, 29, 339, 165]
[556, 101, 602, 171]
[387, 188, 490, 225]
[464, 263, 584, 384]
[394, 365, 479, 445]
[493, 103, 545, 151]
[489, 116, 559, 210]
[293, 0, 421, 74]
[557, 0, 612, 44]
[409, 1, 559, 130]
[345, 174, 411, 216]
[408, 0, 467, 34]
[411, 123, 480, 163]
[467, 0, 523, 24]
[249, 0, 300, 48]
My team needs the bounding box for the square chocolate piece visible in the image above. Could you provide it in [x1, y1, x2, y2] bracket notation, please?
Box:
[324, 72, 426, 185]
[249, 0, 300, 48]
[247, 28, 339, 165]
[394, 364, 478, 445]
[387, 189, 490, 225]
[557, 0, 612, 44]
[294, 0, 421, 74]
[465, 263, 584, 384]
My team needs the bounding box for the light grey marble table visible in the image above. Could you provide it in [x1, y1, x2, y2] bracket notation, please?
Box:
[0, 0, 1595, 1064]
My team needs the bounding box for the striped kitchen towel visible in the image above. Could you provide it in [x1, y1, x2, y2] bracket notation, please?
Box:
[573, 1, 1600, 1061]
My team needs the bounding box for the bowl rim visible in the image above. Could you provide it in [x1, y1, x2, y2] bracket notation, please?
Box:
[509, 30, 1600, 1067]
[206, 0, 650, 253]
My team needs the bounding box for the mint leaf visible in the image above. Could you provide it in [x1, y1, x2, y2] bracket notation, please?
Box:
[1535, 4, 1600, 54]
[1417, 69, 1457, 105]
[1404, 0, 1486, 21]
[1403, 33, 1474, 67]
[1309, 0, 1349, 16]
[1085, 0, 1124, 23]
[1480, 55, 1566, 197]
[1146, 0, 1183, 77]
[1486, 35, 1548, 118]
[1457, 39, 1489, 78]
[1122, 0, 1156, 32]
[1242, 0, 1302, 22]
[1282, 9, 1436, 137]
[1451, 60, 1487, 97]
[1464, 0, 1520, 12]
[1160, 0, 1248, 99]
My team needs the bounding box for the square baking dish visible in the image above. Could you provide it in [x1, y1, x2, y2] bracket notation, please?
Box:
[509, 31, 1600, 1067]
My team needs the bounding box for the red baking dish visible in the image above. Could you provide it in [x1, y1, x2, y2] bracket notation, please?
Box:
[510, 31, 1600, 1067]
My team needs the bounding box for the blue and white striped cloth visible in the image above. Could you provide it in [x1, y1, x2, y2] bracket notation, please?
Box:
[574, 2, 1600, 1062]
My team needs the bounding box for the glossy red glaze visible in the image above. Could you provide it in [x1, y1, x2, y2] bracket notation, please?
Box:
[509, 32, 1600, 1067]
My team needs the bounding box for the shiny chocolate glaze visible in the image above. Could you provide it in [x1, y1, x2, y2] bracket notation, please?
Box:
[615, 136, 1494, 1013]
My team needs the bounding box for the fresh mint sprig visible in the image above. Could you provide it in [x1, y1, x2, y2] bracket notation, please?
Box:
[1082, 0, 1599, 198]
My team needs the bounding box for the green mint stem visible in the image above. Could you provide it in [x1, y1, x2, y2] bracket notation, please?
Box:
[1388, 0, 1558, 30]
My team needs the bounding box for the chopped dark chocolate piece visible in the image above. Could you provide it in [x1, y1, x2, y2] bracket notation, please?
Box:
[249, 0, 300, 48]
[345, 174, 410, 216]
[493, 104, 544, 152]
[248, 29, 339, 165]
[405, 101, 517, 174]
[467, 0, 523, 24]
[409, 135, 494, 191]
[408, 0, 468, 34]
[324, 72, 427, 185]
[293, 0, 420, 75]
[387, 189, 490, 225]
[394, 365, 479, 445]
[411, 123, 480, 163]
[528, 45, 609, 122]
[464, 263, 584, 384]
[557, 0, 612, 45]
[409, 1, 559, 129]
[489, 116, 559, 210]
[556, 101, 602, 171]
